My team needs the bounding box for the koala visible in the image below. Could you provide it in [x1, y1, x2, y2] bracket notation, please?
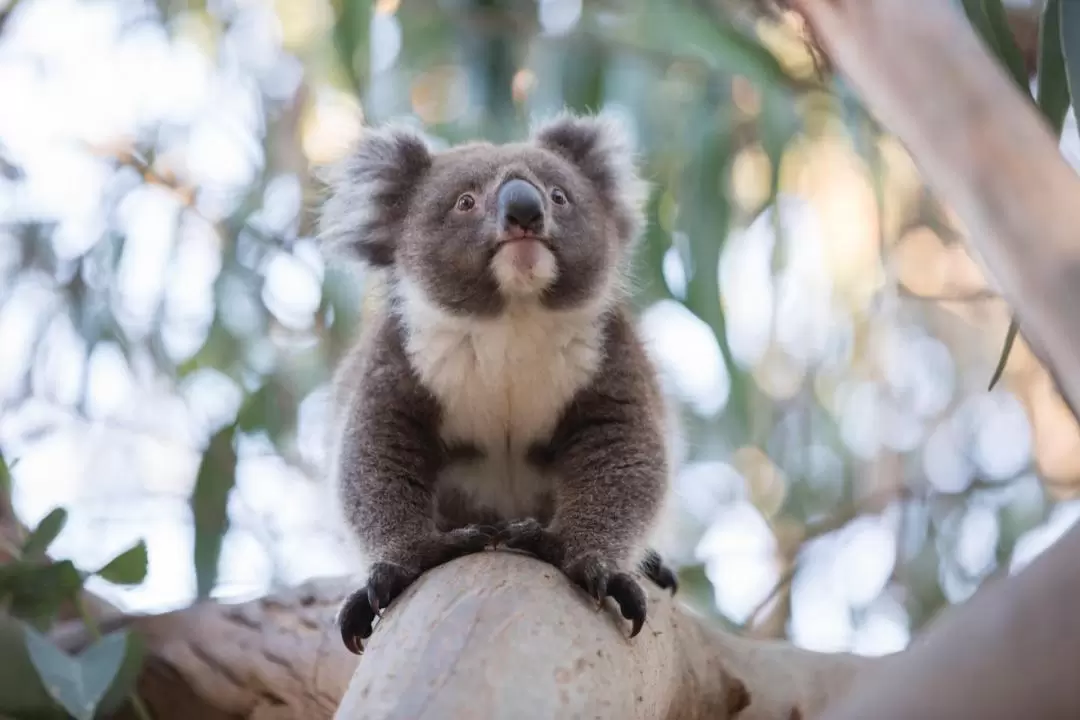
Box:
[318, 112, 678, 655]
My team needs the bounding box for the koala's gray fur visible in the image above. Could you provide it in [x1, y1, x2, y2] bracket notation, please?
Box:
[318, 112, 677, 653]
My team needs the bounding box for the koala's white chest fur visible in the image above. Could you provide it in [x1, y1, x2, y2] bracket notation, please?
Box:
[397, 280, 604, 519]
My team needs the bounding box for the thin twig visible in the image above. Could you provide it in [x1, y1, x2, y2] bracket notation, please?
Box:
[897, 284, 1002, 303]
[742, 563, 798, 629]
[742, 485, 917, 630]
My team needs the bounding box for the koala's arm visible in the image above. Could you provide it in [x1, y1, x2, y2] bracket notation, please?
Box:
[335, 318, 491, 571]
[334, 317, 496, 652]
[546, 312, 668, 566]
[335, 322, 440, 565]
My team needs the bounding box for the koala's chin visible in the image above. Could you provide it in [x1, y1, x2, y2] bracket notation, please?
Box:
[490, 238, 558, 299]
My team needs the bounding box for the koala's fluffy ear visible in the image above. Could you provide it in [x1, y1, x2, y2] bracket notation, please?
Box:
[531, 111, 650, 245]
[317, 124, 433, 267]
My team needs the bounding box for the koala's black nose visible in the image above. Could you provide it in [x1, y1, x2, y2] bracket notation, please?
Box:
[497, 178, 545, 234]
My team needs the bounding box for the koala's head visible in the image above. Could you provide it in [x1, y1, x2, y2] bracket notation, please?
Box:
[318, 112, 649, 317]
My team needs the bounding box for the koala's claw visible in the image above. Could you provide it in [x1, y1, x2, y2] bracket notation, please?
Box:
[489, 518, 566, 567]
[338, 562, 416, 655]
[337, 526, 496, 654]
[640, 548, 679, 595]
[491, 522, 649, 637]
[607, 572, 648, 637]
[566, 553, 648, 638]
[441, 524, 499, 557]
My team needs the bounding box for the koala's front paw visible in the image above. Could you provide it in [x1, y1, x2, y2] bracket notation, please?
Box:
[436, 524, 499, 562]
[338, 561, 417, 654]
[565, 552, 648, 638]
[491, 523, 648, 637]
[338, 524, 496, 654]
[490, 518, 566, 567]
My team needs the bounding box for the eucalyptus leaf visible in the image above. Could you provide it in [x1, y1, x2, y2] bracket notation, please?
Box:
[94, 540, 147, 585]
[191, 422, 238, 599]
[331, 0, 371, 91]
[678, 101, 749, 438]
[0, 560, 84, 626]
[1037, 0, 1070, 137]
[236, 379, 297, 446]
[95, 631, 146, 717]
[0, 450, 10, 501]
[962, 0, 1031, 94]
[1059, 0, 1080, 143]
[0, 616, 62, 719]
[982, 0, 1032, 92]
[22, 508, 68, 561]
[989, 318, 1020, 390]
[758, 87, 800, 206]
[23, 626, 128, 720]
[628, 1, 792, 91]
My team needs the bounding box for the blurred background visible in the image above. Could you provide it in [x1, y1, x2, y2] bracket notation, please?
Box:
[1, 0, 1075, 658]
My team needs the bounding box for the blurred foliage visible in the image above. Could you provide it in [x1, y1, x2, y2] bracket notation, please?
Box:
[2, 449, 150, 718]
[2, 0, 1080, 711]
[964, 0, 1073, 391]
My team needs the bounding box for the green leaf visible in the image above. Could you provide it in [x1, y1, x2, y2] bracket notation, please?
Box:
[236, 378, 298, 447]
[989, 318, 1020, 390]
[0, 449, 11, 502]
[1059, 0, 1080, 143]
[627, 1, 793, 91]
[962, 0, 1032, 95]
[191, 423, 238, 599]
[982, 0, 1032, 92]
[677, 102, 750, 439]
[23, 626, 129, 720]
[331, 0, 371, 91]
[94, 631, 146, 717]
[94, 540, 147, 585]
[0, 615, 62, 719]
[1037, 0, 1070, 137]
[21, 508, 68, 561]
[0, 560, 84, 627]
[758, 87, 800, 206]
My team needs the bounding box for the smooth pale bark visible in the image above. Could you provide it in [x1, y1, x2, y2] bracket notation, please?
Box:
[44, 552, 872, 720]
[335, 552, 868, 720]
[768, 0, 1080, 717]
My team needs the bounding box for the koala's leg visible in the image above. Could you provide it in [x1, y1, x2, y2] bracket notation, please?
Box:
[493, 378, 668, 637]
[639, 548, 679, 594]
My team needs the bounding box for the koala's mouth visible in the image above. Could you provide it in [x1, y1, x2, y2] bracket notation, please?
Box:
[492, 233, 555, 258]
[490, 235, 559, 293]
[498, 236, 550, 248]
[497, 225, 552, 245]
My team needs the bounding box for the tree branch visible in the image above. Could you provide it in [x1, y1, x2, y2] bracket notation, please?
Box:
[7, 549, 869, 720]
[334, 552, 870, 720]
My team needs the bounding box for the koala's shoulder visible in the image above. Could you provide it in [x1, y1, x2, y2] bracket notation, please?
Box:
[330, 293, 433, 413]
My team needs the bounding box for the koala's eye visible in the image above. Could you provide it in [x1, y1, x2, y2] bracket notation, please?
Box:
[455, 193, 476, 212]
[550, 187, 568, 206]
